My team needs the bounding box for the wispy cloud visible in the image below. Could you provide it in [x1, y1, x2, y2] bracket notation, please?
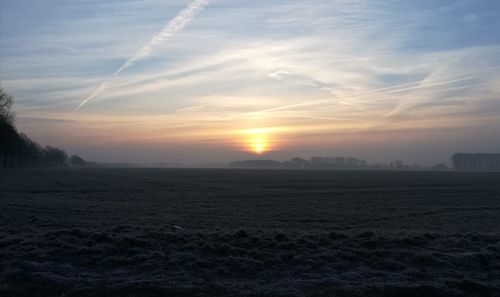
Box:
[77, 0, 209, 110]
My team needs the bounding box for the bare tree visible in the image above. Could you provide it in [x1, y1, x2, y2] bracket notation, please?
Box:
[0, 87, 15, 125]
[0, 86, 73, 168]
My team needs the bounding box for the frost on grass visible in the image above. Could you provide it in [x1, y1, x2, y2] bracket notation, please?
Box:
[1, 228, 499, 297]
[1, 168, 499, 296]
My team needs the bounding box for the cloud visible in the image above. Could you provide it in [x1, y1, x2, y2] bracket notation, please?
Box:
[77, 0, 209, 110]
[113, 0, 209, 75]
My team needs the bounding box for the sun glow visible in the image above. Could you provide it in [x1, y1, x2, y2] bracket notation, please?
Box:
[244, 129, 270, 154]
[251, 138, 267, 154]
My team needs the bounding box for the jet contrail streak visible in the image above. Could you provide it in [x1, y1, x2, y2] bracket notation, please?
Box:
[244, 64, 500, 116]
[77, 0, 209, 110]
[77, 81, 111, 111]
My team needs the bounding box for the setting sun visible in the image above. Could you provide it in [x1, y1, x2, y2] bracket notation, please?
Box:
[244, 129, 270, 154]
[251, 138, 267, 154]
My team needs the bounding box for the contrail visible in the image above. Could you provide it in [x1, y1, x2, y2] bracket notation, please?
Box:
[245, 64, 500, 116]
[77, 0, 209, 110]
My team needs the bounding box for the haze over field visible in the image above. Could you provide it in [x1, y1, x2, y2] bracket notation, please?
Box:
[1, 0, 500, 164]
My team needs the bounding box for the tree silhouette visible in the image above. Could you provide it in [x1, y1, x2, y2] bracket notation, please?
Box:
[70, 155, 87, 166]
[0, 86, 82, 168]
[452, 153, 500, 171]
[0, 87, 15, 125]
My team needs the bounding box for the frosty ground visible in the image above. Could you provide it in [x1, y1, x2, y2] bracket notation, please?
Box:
[0, 168, 499, 296]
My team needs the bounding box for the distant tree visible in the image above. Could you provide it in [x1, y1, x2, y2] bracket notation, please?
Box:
[0, 87, 16, 167]
[452, 153, 500, 171]
[346, 157, 362, 168]
[332, 157, 346, 168]
[70, 154, 86, 166]
[0, 87, 77, 168]
[229, 159, 282, 169]
[1, 121, 18, 167]
[359, 159, 368, 168]
[22, 134, 43, 167]
[0, 86, 15, 125]
[289, 157, 307, 169]
[452, 153, 464, 170]
[229, 155, 440, 171]
[43, 146, 69, 167]
[310, 156, 328, 168]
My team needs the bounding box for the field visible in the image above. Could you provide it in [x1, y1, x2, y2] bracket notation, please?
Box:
[1, 168, 499, 296]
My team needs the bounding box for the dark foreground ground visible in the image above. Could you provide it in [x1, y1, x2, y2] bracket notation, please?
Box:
[0, 168, 499, 297]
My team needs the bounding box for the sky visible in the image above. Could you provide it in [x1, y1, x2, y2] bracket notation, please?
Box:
[1, 0, 500, 165]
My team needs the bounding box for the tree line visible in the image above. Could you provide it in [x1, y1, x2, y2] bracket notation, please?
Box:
[0, 87, 86, 168]
[229, 156, 437, 170]
[229, 157, 371, 169]
[231, 154, 500, 172]
[452, 153, 500, 171]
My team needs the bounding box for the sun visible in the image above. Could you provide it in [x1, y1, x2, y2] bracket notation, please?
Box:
[251, 138, 267, 154]
[244, 129, 270, 154]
